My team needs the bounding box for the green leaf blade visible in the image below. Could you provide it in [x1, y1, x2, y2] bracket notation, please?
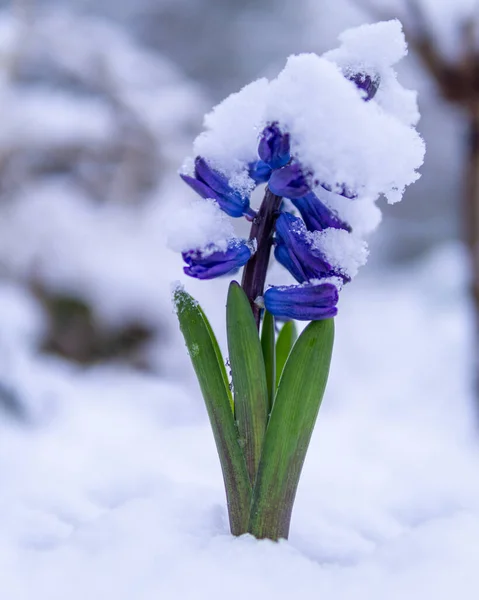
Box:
[174, 288, 251, 535]
[227, 282, 269, 485]
[275, 320, 298, 389]
[261, 309, 276, 413]
[249, 318, 334, 540]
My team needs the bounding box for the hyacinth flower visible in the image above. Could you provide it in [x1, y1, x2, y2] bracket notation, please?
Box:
[258, 122, 291, 169]
[173, 20, 424, 541]
[273, 212, 344, 284]
[180, 156, 255, 218]
[291, 192, 351, 232]
[182, 240, 253, 280]
[347, 71, 380, 102]
[264, 282, 339, 321]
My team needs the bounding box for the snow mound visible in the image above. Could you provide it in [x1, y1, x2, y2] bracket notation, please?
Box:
[0, 247, 478, 599]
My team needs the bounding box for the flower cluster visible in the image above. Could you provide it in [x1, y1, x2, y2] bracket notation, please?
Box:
[180, 105, 369, 321]
[176, 21, 425, 322]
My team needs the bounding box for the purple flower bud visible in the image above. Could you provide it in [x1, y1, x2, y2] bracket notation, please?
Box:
[274, 212, 339, 283]
[268, 163, 310, 199]
[248, 159, 272, 184]
[264, 282, 338, 321]
[181, 157, 250, 218]
[291, 192, 351, 232]
[347, 72, 380, 102]
[258, 123, 291, 169]
[182, 239, 252, 280]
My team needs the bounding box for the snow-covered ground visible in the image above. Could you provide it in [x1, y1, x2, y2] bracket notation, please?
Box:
[1, 243, 478, 599]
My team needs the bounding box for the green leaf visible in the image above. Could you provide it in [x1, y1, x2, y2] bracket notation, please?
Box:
[174, 288, 251, 535]
[249, 318, 334, 540]
[275, 320, 298, 389]
[227, 282, 269, 485]
[261, 309, 275, 413]
[198, 304, 234, 412]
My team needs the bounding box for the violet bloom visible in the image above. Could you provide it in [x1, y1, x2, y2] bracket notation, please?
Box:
[274, 212, 345, 284]
[264, 282, 338, 321]
[268, 163, 310, 199]
[347, 72, 380, 102]
[182, 240, 252, 280]
[181, 157, 253, 218]
[248, 159, 272, 184]
[258, 123, 291, 170]
[291, 192, 351, 232]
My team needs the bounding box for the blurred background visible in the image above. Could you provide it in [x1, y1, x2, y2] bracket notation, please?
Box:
[0, 0, 472, 418]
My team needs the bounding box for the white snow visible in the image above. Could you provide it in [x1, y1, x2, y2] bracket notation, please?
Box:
[1, 245, 478, 599]
[0, 9, 207, 334]
[361, 0, 479, 63]
[309, 228, 369, 279]
[324, 20, 420, 127]
[192, 77, 270, 195]
[167, 198, 236, 254]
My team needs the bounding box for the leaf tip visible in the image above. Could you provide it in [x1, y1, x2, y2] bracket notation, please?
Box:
[172, 282, 197, 315]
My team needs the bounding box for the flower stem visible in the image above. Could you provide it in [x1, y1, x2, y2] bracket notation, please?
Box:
[241, 188, 282, 328]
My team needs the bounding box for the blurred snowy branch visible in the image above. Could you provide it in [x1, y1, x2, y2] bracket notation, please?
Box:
[0, 9, 206, 373]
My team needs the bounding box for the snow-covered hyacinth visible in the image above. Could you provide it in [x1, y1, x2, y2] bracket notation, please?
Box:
[177, 20, 424, 320]
[173, 19, 425, 542]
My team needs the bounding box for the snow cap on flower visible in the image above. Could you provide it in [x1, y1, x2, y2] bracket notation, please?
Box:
[192, 19, 423, 209]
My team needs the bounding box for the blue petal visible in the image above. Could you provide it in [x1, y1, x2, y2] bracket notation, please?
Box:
[274, 242, 307, 284]
[291, 192, 351, 232]
[258, 123, 291, 170]
[264, 283, 338, 321]
[194, 157, 233, 197]
[274, 212, 335, 283]
[181, 157, 251, 218]
[182, 240, 252, 280]
[248, 160, 272, 184]
[180, 173, 222, 203]
[268, 163, 310, 199]
[347, 72, 380, 102]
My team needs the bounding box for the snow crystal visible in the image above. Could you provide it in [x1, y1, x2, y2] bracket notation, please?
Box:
[310, 229, 369, 279]
[319, 190, 383, 238]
